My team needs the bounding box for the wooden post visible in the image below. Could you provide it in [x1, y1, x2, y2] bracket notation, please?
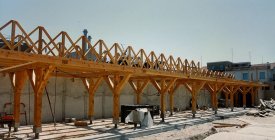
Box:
[169, 83, 180, 116]
[169, 91, 174, 115]
[160, 91, 165, 122]
[113, 88, 120, 128]
[129, 80, 149, 104]
[230, 92, 234, 111]
[243, 93, 247, 109]
[191, 87, 197, 118]
[150, 78, 177, 122]
[225, 93, 229, 108]
[185, 81, 205, 118]
[27, 66, 54, 139]
[105, 74, 131, 128]
[211, 93, 215, 111]
[239, 86, 252, 109]
[82, 77, 103, 124]
[10, 71, 27, 132]
[227, 85, 240, 112]
[235, 93, 239, 107]
[205, 83, 225, 114]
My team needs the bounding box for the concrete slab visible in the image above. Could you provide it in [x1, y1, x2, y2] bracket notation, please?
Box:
[0, 108, 248, 139]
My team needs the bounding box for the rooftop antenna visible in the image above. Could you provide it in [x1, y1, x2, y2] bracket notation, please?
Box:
[249, 51, 251, 63]
[200, 56, 202, 67]
[231, 48, 233, 62]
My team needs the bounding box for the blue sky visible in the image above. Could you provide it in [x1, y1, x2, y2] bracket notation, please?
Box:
[0, 0, 274, 66]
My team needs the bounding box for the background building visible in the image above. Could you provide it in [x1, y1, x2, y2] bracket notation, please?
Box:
[207, 61, 275, 104]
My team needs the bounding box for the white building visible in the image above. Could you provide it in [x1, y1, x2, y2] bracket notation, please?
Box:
[228, 62, 275, 100]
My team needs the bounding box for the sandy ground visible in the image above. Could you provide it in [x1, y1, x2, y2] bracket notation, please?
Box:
[130, 109, 275, 140]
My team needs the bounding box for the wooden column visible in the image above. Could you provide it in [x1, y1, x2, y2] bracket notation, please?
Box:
[27, 66, 54, 139]
[82, 77, 103, 124]
[105, 74, 131, 128]
[243, 93, 246, 108]
[129, 79, 149, 104]
[205, 83, 225, 114]
[185, 81, 205, 118]
[150, 78, 177, 122]
[225, 93, 229, 108]
[235, 93, 239, 107]
[9, 71, 28, 131]
[168, 83, 180, 116]
[239, 86, 252, 109]
[211, 93, 215, 111]
[225, 86, 240, 112]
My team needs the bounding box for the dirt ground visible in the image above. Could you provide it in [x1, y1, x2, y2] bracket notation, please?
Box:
[129, 109, 275, 140]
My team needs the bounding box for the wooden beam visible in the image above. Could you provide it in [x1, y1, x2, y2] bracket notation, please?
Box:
[0, 61, 38, 73]
[82, 77, 103, 124]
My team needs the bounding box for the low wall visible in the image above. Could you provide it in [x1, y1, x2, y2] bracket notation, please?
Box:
[0, 74, 245, 125]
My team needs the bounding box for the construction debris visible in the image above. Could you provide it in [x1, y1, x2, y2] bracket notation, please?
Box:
[246, 99, 275, 117]
[212, 119, 248, 128]
[74, 121, 88, 126]
[213, 122, 247, 128]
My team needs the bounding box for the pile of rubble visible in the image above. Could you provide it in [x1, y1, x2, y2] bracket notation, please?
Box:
[246, 99, 275, 117]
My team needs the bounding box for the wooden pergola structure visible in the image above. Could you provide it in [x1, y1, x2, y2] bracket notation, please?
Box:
[0, 20, 262, 138]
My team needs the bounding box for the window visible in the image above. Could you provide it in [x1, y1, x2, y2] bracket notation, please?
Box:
[259, 72, 265, 80]
[242, 73, 249, 80]
[211, 66, 215, 70]
[220, 65, 224, 70]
